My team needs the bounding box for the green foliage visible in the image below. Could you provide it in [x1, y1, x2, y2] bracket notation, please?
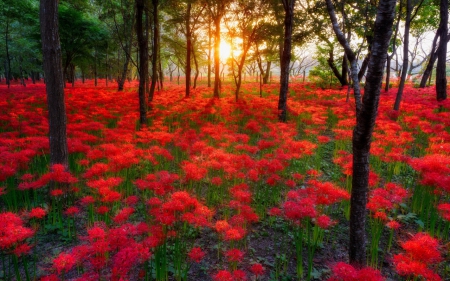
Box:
[59, 4, 110, 70]
[308, 45, 342, 89]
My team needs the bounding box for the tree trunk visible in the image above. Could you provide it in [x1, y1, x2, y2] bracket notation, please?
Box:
[385, 58, 391, 91]
[264, 61, 271, 84]
[213, 17, 221, 98]
[435, 0, 447, 101]
[136, 0, 148, 126]
[193, 45, 199, 89]
[5, 20, 11, 88]
[71, 63, 75, 87]
[358, 54, 369, 81]
[326, 0, 362, 114]
[40, 0, 69, 168]
[327, 50, 347, 86]
[149, 0, 159, 102]
[186, 2, 192, 97]
[278, 0, 295, 122]
[94, 50, 98, 87]
[208, 21, 212, 88]
[420, 41, 439, 88]
[394, 0, 411, 111]
[341, 54, 349, 85]
[386, 4, 402, 92]
[350, 0, 395, 266]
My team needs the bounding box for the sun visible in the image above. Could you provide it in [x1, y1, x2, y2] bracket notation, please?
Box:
[219, 41, 232, 60]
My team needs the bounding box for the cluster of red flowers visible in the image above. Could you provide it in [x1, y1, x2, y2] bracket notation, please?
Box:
[0, 212, 35, 257]
[327, 262, 384, 281]
[393, 232, 442, 281]
[276, 180, 349, 226]
[366, 182, 409, 222]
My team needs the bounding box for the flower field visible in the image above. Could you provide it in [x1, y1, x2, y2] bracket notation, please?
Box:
[0, 80, 449, 281]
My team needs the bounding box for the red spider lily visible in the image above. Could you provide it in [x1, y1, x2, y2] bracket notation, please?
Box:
[232, 269, 247, 281]
[316, 215, 335, 229]
[437, 203, 450, 221]
[250, 263, 265, 277]
[65, 206, 80, 217]
[225, 248, 245, 263]
[213, 270, 233, 281]
[50, 189, 64, 197]
[53, 252, 77, 274]
[215, 220, 231, 233]
[327, 262, 385, 281]
[12, 243, 32, 257]
[29, 207, 47, 219]
[80, 195, 95, 206]
[224, 227, 246, 241]
[123, 195, 139, 206]
[182, 161, 207, 182]
[40, 274, 59, 281]
[188, 247, 205, 263]
[95, 206, 109, 215]
[367, 183, 409, 215]
[393, 232, 442, 280]
[400, 233, 442, 264]
[385, 220, 401, 230]
[113, 207, 134, 224]
[0, 212, 35, 251]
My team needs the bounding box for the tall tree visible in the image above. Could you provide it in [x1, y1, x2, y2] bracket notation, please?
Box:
[393, 0, 425, 110]
[206, 0, 231, 98]
[136, 0, 148, 126]
[326, 0, 362, 114]
[98, 0, 136, 91]
[435, 0, 447, 101]
[226, 0, 264, 101]
[385, 1, 402, 92]
[350, 0, 395, 266]
[149, 0, 159, 102]
[40, 0, 69, 168]
[278, 0, 295, 122]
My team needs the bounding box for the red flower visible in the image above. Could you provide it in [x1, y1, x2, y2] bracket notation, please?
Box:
[225, 248, 244, 263]
[50, 189, 64, 197]
[29, 207, 47, 219]
[316, 215, 335, 229]
[53, 252, 77, 274]
[250, 263, 265, 277]
[188, 247, 205, 263]
[385, 220, 401, 230]
[232, 269, 247, 281]
[13, 243, 32, 257]
[213, 270, 233, 281]
[65, 206, 80, 217]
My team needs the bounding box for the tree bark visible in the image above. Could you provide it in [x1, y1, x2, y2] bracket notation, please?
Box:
[341, 54, 349, 85]
[136, 0, 148, 126]
[435, 0, 447, 101]
[419, 32, 439, 88]
[350, 0, 395, 266]
[40, 0, 69, 168]
[186, 2, 192, 97]
[327, 49, 347, 86]
[326, 0, 362, 114]
[149, 0, 159, 102]
[394, 0, 411, 111]
[5, 20, 11, 88]
[213, 16, 221, 98]
[193, 44, 199, 89]
[385, 3, 402, 92]
[358, 54, 370, 81]
[208, 21, 212, 88]
[278, 0, 295, 122]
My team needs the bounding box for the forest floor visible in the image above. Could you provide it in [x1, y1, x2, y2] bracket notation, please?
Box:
[0, 79, 449, 281]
